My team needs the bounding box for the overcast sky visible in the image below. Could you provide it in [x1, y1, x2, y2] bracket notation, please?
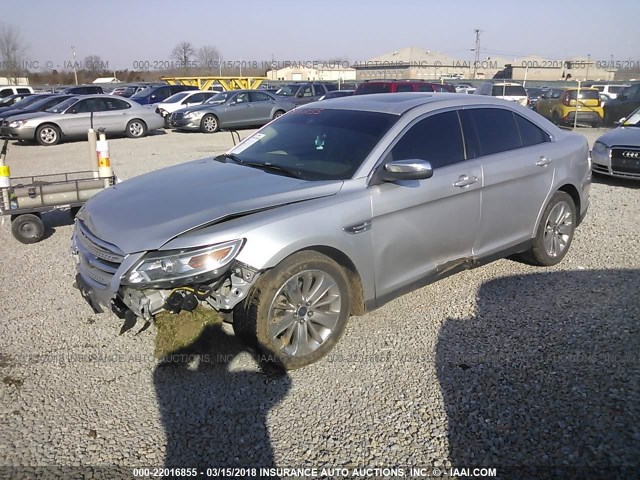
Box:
[4, 0, 639, 71]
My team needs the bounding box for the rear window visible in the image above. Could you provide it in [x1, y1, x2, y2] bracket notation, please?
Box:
[356, 83, 392, 95]
[568, 90, 600, 100]
[609, 86, 626, 94]
[492, 85, 526, 97]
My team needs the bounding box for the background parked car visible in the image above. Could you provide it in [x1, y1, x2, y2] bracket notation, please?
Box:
[0, 85, 34, 99]
[589, 84, 630, 100]
[474, 82, 528, 106]
[130, 84, 199, 106]
[155, 91, 218, 128]
[355, 80, 455, 95]
[0, 95, 164, 145]
[591, 106, 640, 180]
[525, 87, 545, 109]
[318, 90, 355, 100]
[169, 90, 295, 133]
[455, 83, 476, 94]
[0, 93, 35, 110]
[535, 87, 603, 127]
[0, 95, 73, 124]
[603, 83, 640, 126]
[275, 83, 337, 105]
[60, 85, 104, 95]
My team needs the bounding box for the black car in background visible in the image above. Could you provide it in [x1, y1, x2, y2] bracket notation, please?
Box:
[60, 85, 104, 95]
[0, 93, 33, 109]
[0, 95, 73, 122]
[130, 84, 199, 105]
[525, 87, 545, 110]
[604, 83, 640, 125]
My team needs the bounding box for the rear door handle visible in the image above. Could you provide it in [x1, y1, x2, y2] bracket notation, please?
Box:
[453, 175, 479, 188]
[536, 156, 551, 167]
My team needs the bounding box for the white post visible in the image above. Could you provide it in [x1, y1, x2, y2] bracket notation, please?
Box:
[573, 80, 581, 130]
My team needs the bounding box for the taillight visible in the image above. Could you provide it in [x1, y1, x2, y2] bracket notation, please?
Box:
[562, 92, 571, 106]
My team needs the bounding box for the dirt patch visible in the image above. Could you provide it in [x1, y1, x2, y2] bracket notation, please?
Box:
[2, 376, 23, 388]
[154, 307, 223, 359]
[0, 353, 13, 368]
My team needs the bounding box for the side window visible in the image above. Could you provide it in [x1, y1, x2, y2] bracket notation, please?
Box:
[418, 84, 434, 92]
[0, 90, 13, 98]
[17, 88, 31, 94]
[103, 98, 131, 110]
[395, 84, 413, 92]
[152, 87, 169, 100]
[466, 108, 521, 156]
[202, 92, 216, 100]
[313, 85, 326, 96]
[249, 92, 271, 102]
[234, 92, 249, 103]
[551, 89, 561, 99]
[514, 113, 550, 147]
[300, 86, 314, 97]
[69, 99, 89, 113]
[388, 111, 465, 169]
[185, 93, 204, 104]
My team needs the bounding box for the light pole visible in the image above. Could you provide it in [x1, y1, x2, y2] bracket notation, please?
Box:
[472, 29, 481, 79]
[71, 46, 78, 85]
[585, 53, 590, 81]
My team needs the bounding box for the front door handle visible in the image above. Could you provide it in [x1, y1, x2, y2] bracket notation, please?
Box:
[536, 156, 552, 167]
[453, 175, 479, 188]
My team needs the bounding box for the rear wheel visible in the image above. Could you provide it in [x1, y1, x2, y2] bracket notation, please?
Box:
[11, 213, 45, 244]
[200, 114, 219, 133]
[35, 124, 60, 146]
[520, 191, 576, 266]
[273, 110, 286, 119]
[126, 119, 147, 138]
[233, 251, 351, 370]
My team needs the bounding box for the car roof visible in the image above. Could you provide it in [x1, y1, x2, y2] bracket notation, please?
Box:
[312, 92, 526, 115]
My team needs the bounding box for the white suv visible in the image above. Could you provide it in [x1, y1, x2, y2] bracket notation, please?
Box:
[0, 85, 34, 99]
[589, 84, 630, 100]
[474, 82, 528, 106]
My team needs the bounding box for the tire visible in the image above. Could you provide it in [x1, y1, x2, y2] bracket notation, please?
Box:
[233, 251, 351, 370]
[200, 114, 219, 133]
[11, 214, 45, 244]
[126, 119, 147, 138]
[163, 116, 171, 129]
[35, 124, 61, 146]
[273, 110, 285, 119]
[520, 191, 576, 266]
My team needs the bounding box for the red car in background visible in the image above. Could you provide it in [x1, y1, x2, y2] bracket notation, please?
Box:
[354, 80, 456, 95]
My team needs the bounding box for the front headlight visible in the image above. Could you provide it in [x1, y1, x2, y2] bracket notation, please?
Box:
[185, 111, 204, 119]
[124, 239, 244, 287]
[9, 120, 27, 128]
[592, 141, 608, 157]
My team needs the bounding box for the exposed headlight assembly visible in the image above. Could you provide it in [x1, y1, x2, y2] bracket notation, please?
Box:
[9, 120, 27, 128]
[124, 239, 244, 287]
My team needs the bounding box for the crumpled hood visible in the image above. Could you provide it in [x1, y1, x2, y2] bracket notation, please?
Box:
[79, 158, 343, 253]
[595, 126, 640, 147]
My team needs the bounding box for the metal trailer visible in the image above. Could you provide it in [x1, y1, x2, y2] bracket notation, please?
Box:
[0, 138, 114, 244]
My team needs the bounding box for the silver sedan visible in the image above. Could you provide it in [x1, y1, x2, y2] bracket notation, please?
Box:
[169, 90, 295, 133]
[0, 95, 164, 145]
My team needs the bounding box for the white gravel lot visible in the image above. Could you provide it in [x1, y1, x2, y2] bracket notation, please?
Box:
[0, 127, 638, 479]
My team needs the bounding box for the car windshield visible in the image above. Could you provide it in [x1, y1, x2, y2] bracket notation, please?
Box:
[23, 96, 60, 109]
[492, 85, 527, 96]
[227, 108, 398, 180]
[131, 87, 152, 98]
[275, 85, 299, 97]
[204, 92, 231, 104]
[8, 96, 41, 108]
[163, 92, 190, 103]
[45, 97, 77, 113]
[622, 108, 640, 127]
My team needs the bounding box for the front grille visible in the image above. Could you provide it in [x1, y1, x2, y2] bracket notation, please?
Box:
[591, 163, 609, 174]
[75, 220, 125, 289]
[171, 112, 184, 121]
[611, 148, 640, 176]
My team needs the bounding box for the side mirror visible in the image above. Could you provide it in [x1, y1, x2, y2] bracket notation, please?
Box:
[381, 159, 434, 182]
[614, 117, 626, 126]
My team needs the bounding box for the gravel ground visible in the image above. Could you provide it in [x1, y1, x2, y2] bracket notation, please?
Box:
[0, 127, 638, 479]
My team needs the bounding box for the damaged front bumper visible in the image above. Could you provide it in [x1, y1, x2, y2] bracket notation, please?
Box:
[71, 223, 260, 322]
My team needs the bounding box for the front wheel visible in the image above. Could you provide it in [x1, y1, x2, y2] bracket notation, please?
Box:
[35, 124, 61, 146]
[200, 114, 219, 133]
[273, 110, 285, 119]
[233, 251, 351, 370]
[521, 192, 576, 266]
[126, 119, 147, 138]
[11, 213, 45, 244]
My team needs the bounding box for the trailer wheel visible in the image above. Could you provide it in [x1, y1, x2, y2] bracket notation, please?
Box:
[11, 214, 45, 244]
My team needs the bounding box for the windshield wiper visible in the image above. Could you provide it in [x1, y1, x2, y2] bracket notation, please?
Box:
[214, 154, 304, 179]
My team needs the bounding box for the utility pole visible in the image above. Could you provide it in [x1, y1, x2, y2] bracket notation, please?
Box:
[472, 29, 481, 80]
[71, 46, 78, 85]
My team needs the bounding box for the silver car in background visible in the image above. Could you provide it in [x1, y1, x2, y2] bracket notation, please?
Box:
[169, 90, 295, 133]
[591, 106, 640, 180]
[71, 93, 590, 369]
[0, 95, 164, 145]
